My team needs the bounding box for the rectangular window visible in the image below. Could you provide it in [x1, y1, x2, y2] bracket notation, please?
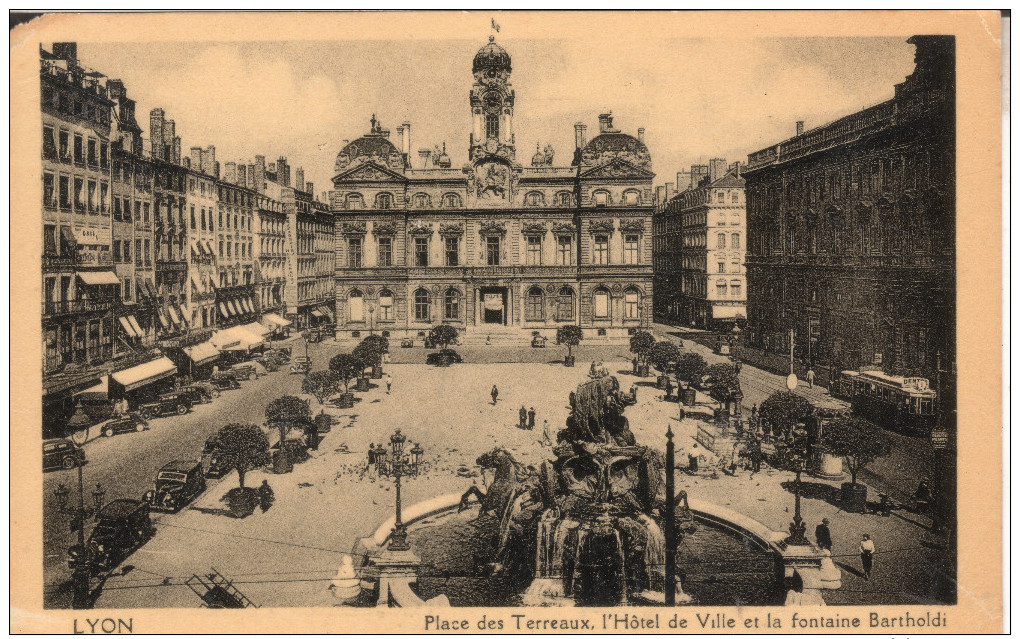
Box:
[87, 139, 97, 166]
[349, 237, 362, 267]
[113, 197, 121, 220]
[716, 281, 727, 297]
[135, 239, 142, 266]
[87, 180, 97, 213]
[717, 233, 726, 249]
[731, 233, 741, 249]
[59, 175, 71, 210]
[445, 236, 459, 266]
[58, 129, 70, 160]
[43, 172, 55, 208]
[113, 240, 121, 262]
[624, 291, 639, 319]
[624, 234, 639, 264]
[190, 206, 196, 230]
[526, 235, 542, 265]
[100, 182, 109, 214]
[414, 237, 429, 267]
[593, 235, 609, 265]
[123, 240, 131, 263]
[100, 143, 108, 169]
[144, 239, 151, 265]
[43, 224, 57, 255]
[227, 242, 232, 258]
[486, 236, 501, 266]
[123, 277, 132, 301]
[43, 125, 57, 159]
[376, 236, 392, 266]
[731, 261, 739, 274]
[74, 178, 84, 212]
[143, 202, 149, 223]
[73, 134, 83, 164]
[556, 235, 573, 265]
[594, 291, 609, 318]
[730, 282, 742, 298]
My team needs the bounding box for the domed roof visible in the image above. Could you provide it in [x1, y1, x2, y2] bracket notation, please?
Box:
[335, 117, 405, 174]
[580, 132, 651, 169]
[473, 36, 511, 73]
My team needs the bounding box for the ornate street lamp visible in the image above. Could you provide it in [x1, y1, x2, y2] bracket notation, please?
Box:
[410, 442, 423, 470]
[53, 431, 104, 609]
[386, 429, 424, 552]
[368, 304, 376, 336]
[785, 424, 811, 546]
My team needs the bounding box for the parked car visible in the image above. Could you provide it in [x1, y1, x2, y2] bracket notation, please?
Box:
[174, 385, 213, 406]
[138, 393, 192, 419]
[101, 414, 149, 438]
[290, 356, 311, 375]
[69, 499, 154, 573]
[144, 460, 206, 512]
[531, 335, 547, 348]
[263, 349, 291, 366]
[229, 363, 260, 381]
[208, 373, 242, 391]
[201, 436, 236, 478]
[250, 353, 278, 372]
[43, 438, 85, 471]
[272, 346, 292, 360]
[183, 382, 220, 402]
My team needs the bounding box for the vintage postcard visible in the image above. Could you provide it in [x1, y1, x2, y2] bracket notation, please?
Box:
[10, 10, 1004, 634]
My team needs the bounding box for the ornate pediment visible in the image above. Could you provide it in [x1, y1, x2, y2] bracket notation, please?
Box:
[478, 220, 507, 237]
[409, 221, 434, 237]
[588, 218, 615, 234]
[579, 158, 655, 180]
[551, 222, 577, 235]
[335, 161, 407, 183]
[521, 222, 547, 235]
[439, 223, 464, 237]
[619, 219, 645, 233]
[341, 221, 367, 236]
[371, 221, 397, 236]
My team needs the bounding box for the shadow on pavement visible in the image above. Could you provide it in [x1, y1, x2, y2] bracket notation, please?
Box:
[779, 479, 843, 508]
[189, 505, 239, 518]
[836, 561, 865, 579]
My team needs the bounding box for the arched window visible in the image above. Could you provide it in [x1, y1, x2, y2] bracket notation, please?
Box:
[593, 190, 611, 207]
[555, 191, 572, 207]
[524, 191, 545, 207]
[557, 286, 575, 321]
[378, 289, 393, 321]
[731, 233, 740, 249]
[622, 189, 641, 206]
[444, 289, 460, 320]
[412, 193, 431, 208]
[526, 287, 544, 321]
[345, 193, 364, 210]
[624, 288, 640, 319]
[375, 192, 393, 210]
[413, 289, 430, 322]
[349, 289, 364, 322]
[717, 233, 726, 249]
[593, 288, 610, 319]
[442, 193, 462, 208]
[486, 113, 499, 140]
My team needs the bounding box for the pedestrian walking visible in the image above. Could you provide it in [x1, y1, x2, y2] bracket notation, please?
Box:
[687, 444, 700, 473]
[664, 376, 673, 401]
[815, 518, 832, 552]
[859, 533, 875, 580]
[542, 420, 553, 446]
[367, 444, 377, 478]
[735, 361, 742, 375]
[491, 385, 499, 405]
[632, 357, 638, 374]
[528, 407, 536, 430]
[519, 406, 527, 429]
[258, 480, 275, 513]
[807, 368, 816, 389]
[385, 374, 392, 394]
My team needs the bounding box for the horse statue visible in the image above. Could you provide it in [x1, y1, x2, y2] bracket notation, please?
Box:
[458, 447, 536, 516]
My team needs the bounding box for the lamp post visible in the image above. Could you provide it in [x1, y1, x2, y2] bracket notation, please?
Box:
[369, 304, 376, 336]
[53, 430, 105, 609]
[664, 425, 677, 605]
[785, 424, 811, 546]
[386, 429, 424, 552]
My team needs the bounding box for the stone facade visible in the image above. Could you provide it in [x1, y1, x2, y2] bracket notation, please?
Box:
[743, 35, 955, 385]
[331, 38, 654, 340]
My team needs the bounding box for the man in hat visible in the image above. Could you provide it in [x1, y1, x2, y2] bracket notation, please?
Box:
[815, 518, 832, 552]
[519, 406, 527, 429]
[527, 407, 536, 430]
[859, 533, 875, 580]
[491, 384, 499, 405]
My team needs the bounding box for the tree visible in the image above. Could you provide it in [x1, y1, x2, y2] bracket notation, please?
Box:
[353, 334, 389, 373]
[821, 414, 891, 486]
[758, 391, 814, 437]
[329, 353, 364, 395]
[556, 325, 583, 360]
[302, 370, 339, 404]
[429, 324, 459, 350]
[704, 363, 741, 403]
[629, 330, 656, 367]
[210, 423, 270, 489]
[675, 352, 707, 388]
[265, 395, 312, 449]
[649, 341, 682, 377]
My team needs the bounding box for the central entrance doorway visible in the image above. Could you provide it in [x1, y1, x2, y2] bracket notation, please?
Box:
[479, 287, 508, 325]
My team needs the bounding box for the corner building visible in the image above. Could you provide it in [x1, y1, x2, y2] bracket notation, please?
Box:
[331, 38, 654, 340]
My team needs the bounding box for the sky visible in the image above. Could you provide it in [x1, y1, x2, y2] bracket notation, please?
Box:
[74, 35, 916, 199]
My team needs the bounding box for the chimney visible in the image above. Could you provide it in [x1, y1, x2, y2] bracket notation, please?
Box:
[655, 186, 665, 205]
[665, 182, 675, 200]
[247, 164, 256, 189]
[149, 109, 164, 158]
[305, 182, 314, 195]
[269, 162, 276, 175]
[225, 162, 237, 184]
[574, 122, 587, 149]
[163, 119, 175, 146]
[709, 158, 727, 183]
[691, 164, 709, 188]
[183, 157, 191, 169]
[172, 136, 181, 164]
[212, 161, 220, 180]
[796, 120, 805, 136]
[237, 164, 247, 187]
[277, 157, 290, 187]
[295, 168, 305, 192]
[418, 149, 432, 166]
[729, 161, 742, 179]
[253, 158, 265, 191]
[402, 121, 411, 157]
[190, 147, 203, 171]
[106, 79, 125, 102]
[637, 127, 645, 143]
[52, 42, 78, 66]
[597, 113, 614, 134]
[204, 146, 216, 175]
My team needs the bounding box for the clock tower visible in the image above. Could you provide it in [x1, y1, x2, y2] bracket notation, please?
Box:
[469, 36, 515, 163]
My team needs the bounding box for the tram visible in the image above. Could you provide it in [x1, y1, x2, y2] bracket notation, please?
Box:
[833, 369, 937, 434]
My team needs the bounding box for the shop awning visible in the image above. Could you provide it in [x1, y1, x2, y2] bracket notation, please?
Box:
[77, 271, 120, 286]
[179, 304, 190, 325]
[244, 298, 255, 313]
[184, 341, 220, 366]
[311, 309, 325, 318]
[261, 313, 291, 328]
[225, 300, 237, 316]
[111, 356, 177, 392]
[210, 329, 242, 351]
[219, 302, 231, 317]
[241, 322, 271, 338]
[128, 315, 144, 337]
[232, 326, 267, 349]
[190, 244, 201, 259]
[76, 375, 109, 400]
[167, 305, 181, 326]
[712, 304, 747, 320]
[118, 316, 138, 338]
[157, 310, 170, 329]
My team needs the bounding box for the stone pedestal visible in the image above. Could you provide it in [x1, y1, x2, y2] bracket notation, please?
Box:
[369, 548, 422, 608]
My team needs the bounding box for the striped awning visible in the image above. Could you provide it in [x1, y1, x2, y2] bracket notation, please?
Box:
[219, 302, 230, 317]
[167, 305, 181, 325]
[128, 315, 144, 337]
[228, 300, 239, 316]
[118, 316, 138, 338]
[111, 357, 177, 392]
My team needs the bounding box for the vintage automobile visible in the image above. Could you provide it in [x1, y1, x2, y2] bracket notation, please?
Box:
[174, 385, 213, 406]
[183, 381, 220, 401]
[208, 372, 242, 391]
[531, 335, 548, 348]
[101, 414, 150, 438]
[228, 363, 260, 381]
[263, 349, 291, 366]
[43, 438, 85, 471]
[69, 499, 154, 573]
[250, 353, 279, 372]
[201, 436, 236, 478]
[303, 329, 323, 344]
[289, 356, 312, 375]
[144, 460, 207, 512]
[271, 346, 292, 360]
[138, 393, 192, 419]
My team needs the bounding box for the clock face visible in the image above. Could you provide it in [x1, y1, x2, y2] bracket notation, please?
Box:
[484, 93, 501, 109]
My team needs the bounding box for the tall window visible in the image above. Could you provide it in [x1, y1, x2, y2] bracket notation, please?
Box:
[717, 233, 726, 249]
[348, 290, 364, 322]
[444, 289, 460, 320]
[526, 287, 544, 321]
[556, 235, 573, 265]
[73, 134, 83, 164]
[59, 175, 70, 210]
[623, 190, 640, 206]
[718, 262, 726, 273]
[624, 289, 639, 319]
[557, 287, 575, 321]
[593, 190, 610, 206]
[442, 193, 462, 208]
[414, 237, 429, 267]
[377, 236, 392, 266]
[486, 236, 500, 266]
[730, 281, 742, 298]
[348, 237, 362, 268]
[414, 289, 430, 321]
[593, 289, 610, 319]
[716, 280, 727, 297]
[445, 237, 459, 266]
[717, 191, 725, 203]
[556, 191, 572, 206]
[525, 191, 544, 207]
[413, 193, 430, 208]
[43, 224, 57, 255]
[378, 290, 393, 320]
[190, 206, 196, 230]
[526, 235, 542, 265]
[624, 234, 639, 264]
[593, 235, 609, 265]
[345, 193, 364, 209]
[731, 261, 739, 274]
[485, 113, 499, 139]
[43, 173, 55, 208]
[59, 129, 70, 160]
[731, 233, 740, 249]
[731, 191, 740, 203]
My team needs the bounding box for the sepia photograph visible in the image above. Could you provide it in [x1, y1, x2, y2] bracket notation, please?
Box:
[10, 9, 1003, 634]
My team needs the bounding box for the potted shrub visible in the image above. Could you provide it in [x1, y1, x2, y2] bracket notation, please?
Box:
[822, 414, 891, 513]
[649, 341, 681, 392]
[758, 391, 814, 440]
[209, 423, 269, 518]
[265, 396, 312, 472]
[556, 325, 583, 367]
[301, 370, 339, 405]
[354, 335, 388, 379]
[329, 353, 363, 408]
[629, 330, 656, 377]
[675, 352, 706, 406]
